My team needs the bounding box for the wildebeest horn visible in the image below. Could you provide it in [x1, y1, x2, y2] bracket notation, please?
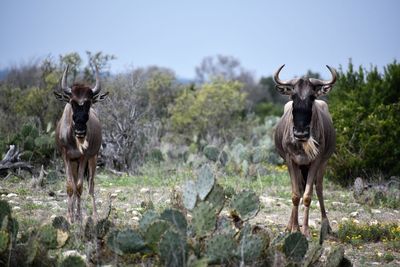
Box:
[274, 64, 293, 86]
[61, 65, 72, 95]
[309, 65, 337, 86]
[91, 65, 101, 96]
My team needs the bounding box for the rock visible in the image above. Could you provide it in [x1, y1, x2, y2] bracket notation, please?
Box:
[369, 220, 379, 225]
[353, 219, 360, 224]
[348, 203, 360, 208]
[331, 220, 338, 225]
[110, 193, 118, 198]
[131, 210, 140, 216]
[350, 211, 358, 218]
[62, 250, 87, 261]
[331, 201, 345, 208]
[140, 188, 150, 194]
[341, 217, 349, 222]
[12, 206, 21, 211]
[371, 209, 381, 214]
[6, 193, 17, 198]
[114, 189, 122, 194]
[131, 216, 140, 222]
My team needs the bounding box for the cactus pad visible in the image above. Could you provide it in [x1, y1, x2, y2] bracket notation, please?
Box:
[107, 229, 147, 255]
[52, 216, 70, 232]
[203, 145, 219, 162]
[205, 183, 225, 214]
[206, 234, 237, 264]
[182, 180, 197, 210]
[158, 229, 188, 267]
[237, 224, 269, 263]
[59, 255, 86, 267]
[160, 208, 187, 236]
[38, 224, 58, 249]
[196, 164, 215, 200]
[192, 202, 216, 237]
[283, 232, 309, 262]
[303, 242, 323, 267]
[0, 200, 11, 226]
[139, 210, 159, 233]
[230, 189, 260, 221]
[144, 220, 171, 250]
[0, 230, 9, 253]
[325, 245, 345, 267]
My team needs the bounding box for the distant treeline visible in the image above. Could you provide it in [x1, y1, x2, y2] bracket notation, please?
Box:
[0, 51, 399, 185]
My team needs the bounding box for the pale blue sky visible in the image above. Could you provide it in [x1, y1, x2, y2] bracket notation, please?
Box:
[0, 0, 399, 80]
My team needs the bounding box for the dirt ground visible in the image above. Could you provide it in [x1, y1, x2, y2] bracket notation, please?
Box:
[1, 173, 399, 266]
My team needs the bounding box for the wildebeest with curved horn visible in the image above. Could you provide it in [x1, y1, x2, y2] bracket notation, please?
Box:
[273, 65, 337, 237]
[54, 65, 108, 223]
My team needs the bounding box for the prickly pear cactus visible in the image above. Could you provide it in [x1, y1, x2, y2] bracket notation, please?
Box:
[107, 229, 147, 255]
[139, 210, 159, 234]
[158, 229, 188, 267]
[215, 215, 237, 238]
[230, 189, 260, 221]
[237, 224, 269, 263]
[283, 232, 309, 262]
[0, 230, 9, 253]
[59, 255, 86, 267]
[192, 202, 216, 237]
[196, 164, 215, 200]
[160, 208, 187, 236]
[206, 234, 237, 264]
[203, 145, 219, 162]
[325, 245, 345, 267]
[251, 146, 268, 164]
[303, 242, 323, 267]
[95, 218, 112, 239]
[0, 200, 11, 225]
[52, 216, 70, 232]
[204, 183, 225, 214]
[182, 180, 197, 210]
[38, 224, 58, 250]
[144, 220, 171, 250]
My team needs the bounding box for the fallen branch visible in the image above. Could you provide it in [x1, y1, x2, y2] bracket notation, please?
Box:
[0, 145, 33, 177]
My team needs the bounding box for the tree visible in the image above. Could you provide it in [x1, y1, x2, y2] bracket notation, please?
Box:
[169, 78, 247, 143]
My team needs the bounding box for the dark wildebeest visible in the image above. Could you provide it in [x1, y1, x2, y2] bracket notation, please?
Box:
[54, 65, 108, 223]
[273, 65, 337, 237]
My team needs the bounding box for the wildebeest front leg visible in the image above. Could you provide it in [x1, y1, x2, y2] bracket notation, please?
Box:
[302, 161, 320, 238]
[286, 158, 302, 232]
[76, 157, 87, 222]
[88, 155, 98, 221]
[63, 152, 76, 223]
[315, 162, 331, 233]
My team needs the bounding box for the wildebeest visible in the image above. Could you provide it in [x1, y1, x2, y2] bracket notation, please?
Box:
[54, 65, 108, 223]
[273, 65, 337, 237]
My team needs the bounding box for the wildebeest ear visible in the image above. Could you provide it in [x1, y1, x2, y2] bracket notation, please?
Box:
[275, 85, 294, 95]
[315, 84, 333, 97]
[93, 92, 109, 103]
[53, 91, 70, 102]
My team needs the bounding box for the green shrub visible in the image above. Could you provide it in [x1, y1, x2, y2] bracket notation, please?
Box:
[328, 61, 400, 185]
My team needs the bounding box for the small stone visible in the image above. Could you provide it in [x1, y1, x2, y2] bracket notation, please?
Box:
[331, 220, 338, 225]
[140, 188, 150, 194]
[350, 211, 358, 218]
[62, 250, 87, 261]
[114, 189, 122, 194]
[348, 203, 360, 208]
[331, 201, 345, 208]
[369, 220, 378, 225]
[100, 188, 107, 192]
[353, 219, 360, 224]
[110, 193, 118, 198]
[371, 209, 381, 214]
[6, 193, 17, 198]
[131, 210, 140, 216]
[131, 216, 140, 221]
[341, 217, 349, 222]
[12, 206, 21, 211]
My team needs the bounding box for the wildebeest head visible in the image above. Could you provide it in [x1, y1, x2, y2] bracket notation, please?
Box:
[54, 65, 109, 138]
[274, 65, 337, 141]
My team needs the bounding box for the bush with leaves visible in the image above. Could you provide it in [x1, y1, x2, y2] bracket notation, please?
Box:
[169, 78, 248, 143]
[328, 61, 400, 185]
